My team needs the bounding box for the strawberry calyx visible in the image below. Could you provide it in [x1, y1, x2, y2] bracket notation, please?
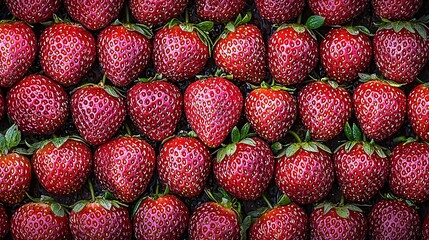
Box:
[0, 124, 22, 156]
[112, 19, 153, 39]
[315, 197, 364, 219]
[329, 25, 373, 36]
[26, 194, 68, 217]
[71, 75, 125, 99]
[21, 135, 86, 155]
[382, 192, 418, 209]
[358, 73, 405, 88]
[131, 184, 170, 217]
[221, 12, 252, 36]
[247, 194, 291, 224]
[248, 79, 295, 92]
[196, 69, 234, 80]
[216, 123, 257, 162]
[275, 131, 331, 158]
[276, 15, 324, 40]
[376, 17, 429, 39]
[160, 130, 198, 145]
[135, 73, 167, 83]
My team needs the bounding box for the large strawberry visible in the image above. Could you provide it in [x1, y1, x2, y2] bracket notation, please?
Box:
[308, 0, 369, 25]
[372, 0, 423, 20]
[39, 21, 96, 86]
[0, 205, 9, 239]
[0, 21, 37, 87]
[127, 77, 183, 141]
[214, 13, 266, 83]
[254, 0, 305, 23]
[64, 0, 125, 30]
[130, 0, 189, 26]
[0, 89, 4, 120]
[5, 0, 61, 24]
[7, 74, 69, 135]
[408, 83, 429, 141]
[184, 77, 243, 148]
[196, 0, 245, 23]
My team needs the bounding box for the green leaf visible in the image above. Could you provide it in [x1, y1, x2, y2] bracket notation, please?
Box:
[239, 138, 256, 146]
[276, 195, 291, 206]
[97, 199, 112, 210]
[225, 144, 237, 157]
[363, 142, 374, 156]
[248, 207, 268, 218]
[271, 142, 282, 153]
[195, 21, 214, 32]
[352, 124, 362, 141]
[240, 216, 252, 240]
[132, 197, 146, 217]
[240, 123, 250, 139]
[5, 124, 21, 150]
[374, 146, 387, 158]
[50, 203, 65, 217]
[393, 22, 402, 33]
[72, 201, 87, 213]
[225, 22, 235, 32]
[315, 142, 332, 154]
[344, 142, 357, 152]
[241, 12, 252, 24]
[285, 143, 301, 157]
[323, 203, 335, 214]
[0, 134, 6, 154]
[217, 148, 227, 162]
[346, 204, 363, 213]
[335, 207, 350, 219]
[52, 136, 69, 148]
[356, 26, 372, 35]
[292, 25, 306, 33]
[305, 15, 325, 29]
[346, 27, 360, 35]
[344, 122, 353, 141]
[231, 126, 241, 143]
[301, 142, 318, 153]
[415, 24, 428, 39]
[104, 86, 120, 98]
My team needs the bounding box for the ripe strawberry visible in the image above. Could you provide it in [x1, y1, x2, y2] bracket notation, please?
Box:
[320, 27, 373, 83]
[196, 0, 245, 23]
[308, 0, 369, 25]
[0, 205, 9, 239]
[127, 78, 183, 141]
[372, 0, 423, 20]
[0, 89, 4, 120]
[71, 84, 126, 145]
[0, 21, 37, 87]
[130, 0, 189, 26]
[158, 136, 211, 197]
[353, 76, 406, 141]
[245, 81, 297, 142]
[39, 22, 96, 86]
[214, 13, 266, 83]
[64, 0, 125, 30]
[7, 74, 69, 135]
[5, 0, 61, 24]
[423, 213, 429, 240]
[368, 199, 421, 240]
[98, 23, 152, 87]
[373, 20, 429, 84]
[133, 193, 189, 240]
[298, 80, 352, 141]
[184, 77, 243, 148]
[94, 136, 156, 203]
[408, 84, 429, 141]
[254, 0, 305, 23]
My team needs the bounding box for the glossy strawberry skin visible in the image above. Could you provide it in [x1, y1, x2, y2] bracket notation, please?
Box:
[158, 137, 211, 197]
[5, 0, 61, 24]
[98, 25, 152, 87]
[130, 0, 189, 26]
[268, 26, 318, 85]
[134, 195, 189, 240]
[0, 89, 5, 120]
[94, 137, 156, 203]
[308, 0, 369, 25]
[320, 28, 372, 83]
[184, 77, 243, 148]
[196, 0, 245, 23]
[372, 0, 423, 20]
[0, 205, 9, 239]
[298, 81, 352, 141]
[127, 81, 182, 141]
[7, 74, 69, 135]
[374, 28, 429, 84]
[0, 153, 31, 205]
[254, 0, 305, 23]
[408, 84, 429, 141]
[39, 23, 96, 86]
[0, 21, 37, 87]
[71, 85, 126, 146]
[250, 204, 308, 240]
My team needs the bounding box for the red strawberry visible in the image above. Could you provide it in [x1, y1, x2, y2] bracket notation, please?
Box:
[254, 0, 305, 23]
[130, 0, 188, 26]
[196, 0, 245, 23]
[308, 0, 369, 25]
[0, 21, 37, 87]
[94, 136, 156, 203]
[133, 193, 189, 240]
[423, 213, 429, 240]
[71, 84, 126, 145]
[7, 74, 69, 135]
[0, 205, 9, 239]
[184, 77, 243, 148]
[158, 136, 211, 197]
[373, 21, 429, 84]
[372, 0, 423, 20]
[64, 0, 125, 30]
[298, 80, 352, 141]
[0, 89, 4, 120]
[127, 78, 183, 141]
[98, 23, 152, 87]
[5, 0, 61, 24]
[39, 22, 96, 86]
[320, 27, 373, 83]
[214, 13, 266, 83]
[245, 81, 297, 142]
[408, 84, 429, 141]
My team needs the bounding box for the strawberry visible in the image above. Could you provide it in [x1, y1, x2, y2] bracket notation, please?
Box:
[254, 0, 305, 23]
[353, 75, 407, 141]
[320, 27, 373, 83]
[196, 0, 245, 23]
[94, 136, 156, 203]
[308, 0, 369, 25]
[5, 0, 61, 24]
[423, 213, 429, 240]
[0, 89, 4, 120]
[245, 81, 297, 142]
[0, 205, 9, 239]
[130, 0, 189, 26]
[298, 80, 352, 141]
[127, 77, 183, 141]
[7, 74, 69, 135]
[373, 20, 429, 84]
[408, 84, 429, 141]
[158, 136, 211, 197]
[97, 23, 152, 87]
[372, 0, 423, 20]
[64, 0, 125, 30]
[39, 21, 96, 86]
[0, 21, 37, 87]
[214, 13, 266, 83]
[184, 77, 243, 148]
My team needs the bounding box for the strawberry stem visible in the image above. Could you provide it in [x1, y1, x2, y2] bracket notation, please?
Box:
[262, 195, 273, 209]
[125, 2, 130, 23]
[100, 75, 106, 87]
[297, 13, 302, 25]
[185, 9, 189, 24]
[288, 131, 302, 143]
[124, 123, 132, 136]
[88, 180, 95, 202]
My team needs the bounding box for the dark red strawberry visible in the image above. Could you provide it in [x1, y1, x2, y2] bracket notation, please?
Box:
[5, 0, 61, 24]
[7, 74, 69, 135]
[408, 83, 429, 141]
[184, 77, 243, 148]
[196, 0, 245, 23]
[158, 136, 211, 197]
[94, 136, 156, 203]
[320, 27, 372, 83]
[0, 205, 8, 239]
[372, 0, 423, 20]
[127, 78, 183, 141]
[298, 80, 352, 141]
[423, 213, 429, 240]
[130, 0, 189, 26]
[214, 13, 266, 83]
[254, 0, 305, 23]
[0, 21, 37, 87]
[0, 89, 4, 120]
[39, 22, 96, 86]
[308, 0, 369, 25]
[98, 23, 152, 87]
[64, 0, 125, 30]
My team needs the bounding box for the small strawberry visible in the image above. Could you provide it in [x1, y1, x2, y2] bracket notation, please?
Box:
[0, 205, 9, 239]
[127, 77, 183, 141]
[254, 0, 305, 23]
[39, 21, 96, 86]
[184, 77, 243, 148]
[7, 74, 69, 135]
[214, 13, 266, 83]
[5, 0, 61, 24]
[0, 89, 4, 120]
[372, 0, 423, 20]
[130, 0, 189, 26]
[0, 21, 37, 87]
[308, 0, 369, 25]
[196, 0, 245, 23]
[423, 213, 429, 240]
[408, 83, 429, 141]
